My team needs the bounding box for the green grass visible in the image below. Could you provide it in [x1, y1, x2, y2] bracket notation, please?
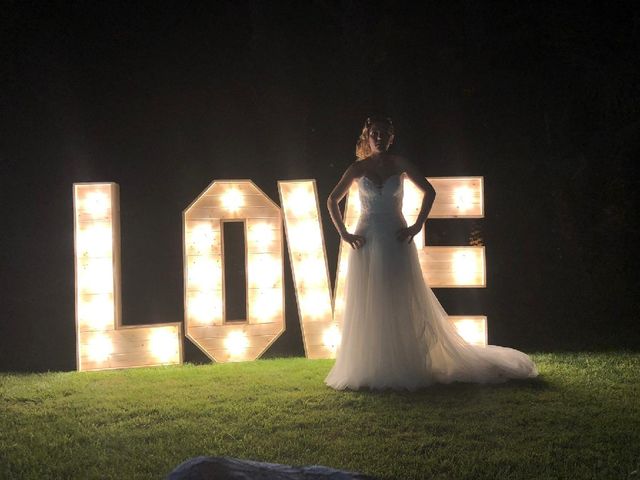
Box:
[1, 353, 639, 479]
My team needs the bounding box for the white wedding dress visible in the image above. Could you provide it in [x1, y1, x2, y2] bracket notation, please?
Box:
[325, 173, 538, 391]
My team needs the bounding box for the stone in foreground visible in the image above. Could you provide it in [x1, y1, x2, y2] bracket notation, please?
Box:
[167, 456, 378, 480]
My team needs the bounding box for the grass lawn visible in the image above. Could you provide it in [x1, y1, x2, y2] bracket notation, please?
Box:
[1, 352, 639, 479]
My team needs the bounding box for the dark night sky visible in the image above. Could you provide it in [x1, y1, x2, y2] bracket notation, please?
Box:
[1, 1, 639, 372]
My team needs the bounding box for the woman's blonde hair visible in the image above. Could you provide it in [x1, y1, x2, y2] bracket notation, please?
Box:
[355, 116, 395, 160]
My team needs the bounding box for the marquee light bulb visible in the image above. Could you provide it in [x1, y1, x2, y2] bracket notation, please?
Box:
[453, 251, 476, 284]
[221, 188, 244, 212]
[188, 257, 222, 290]
[225, 331, 249, 356]
[83, 191, 110, 218]
[288, 220, 322, 253]
[149, 329, 178, 363]
[76, 225, 113, 258]
[188, 291, 222, 324]
[249, 255, 280, 288]
[188, 224, 216, 252]
[87, 334, 113, 363]
[322, 325, 341, 351]
[79, 295, 114, 330]
[78, 260, 114, 294]
[454, 187, 474, 211]
[252, 289, 282, 322]
[300, 290, 331, 319]
[287, 186, 316, 217]
[248, 222, 275, 250]
[297, 256, 327, 288]
[452, 318, 486, 346]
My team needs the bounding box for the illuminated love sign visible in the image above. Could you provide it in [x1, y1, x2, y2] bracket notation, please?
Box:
[183, 180, 285, 363]
[73, 177, 485, 371]
[73, 183, 182, 371]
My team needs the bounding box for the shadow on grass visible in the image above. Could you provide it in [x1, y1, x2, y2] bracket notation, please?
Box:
[341, 375, 550, 397]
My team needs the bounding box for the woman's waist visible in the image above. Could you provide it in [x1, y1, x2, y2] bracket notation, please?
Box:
[355, 211, 407, 228]
[358, 207, 405, 219]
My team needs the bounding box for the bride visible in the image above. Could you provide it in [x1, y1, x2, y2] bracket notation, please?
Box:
[324, 116, 538, 391]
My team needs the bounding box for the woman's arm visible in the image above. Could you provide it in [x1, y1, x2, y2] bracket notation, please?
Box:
[327, 163, 366, 249]
[396, 157, 437, 243]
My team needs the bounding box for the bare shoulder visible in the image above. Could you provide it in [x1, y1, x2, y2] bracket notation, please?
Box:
[345, 160, 364, 177]
[335, 160, 363, 184]
[328, 161, 362, 202]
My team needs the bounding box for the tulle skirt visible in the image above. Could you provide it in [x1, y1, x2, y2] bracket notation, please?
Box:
[325, 212, 538, 391]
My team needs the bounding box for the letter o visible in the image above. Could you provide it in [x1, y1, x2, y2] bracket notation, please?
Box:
[183, 180, 285, 362]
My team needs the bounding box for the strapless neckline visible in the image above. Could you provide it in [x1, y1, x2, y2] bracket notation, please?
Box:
[360, 173, 402, 190]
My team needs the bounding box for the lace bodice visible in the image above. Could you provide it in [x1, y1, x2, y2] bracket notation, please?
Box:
[357, 173, 404, 217]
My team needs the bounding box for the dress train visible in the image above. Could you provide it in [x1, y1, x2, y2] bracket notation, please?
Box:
[325, 174, 537, 390]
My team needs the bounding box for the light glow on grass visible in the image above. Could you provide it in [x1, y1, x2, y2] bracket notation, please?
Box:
[1, 353, 638, 480]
